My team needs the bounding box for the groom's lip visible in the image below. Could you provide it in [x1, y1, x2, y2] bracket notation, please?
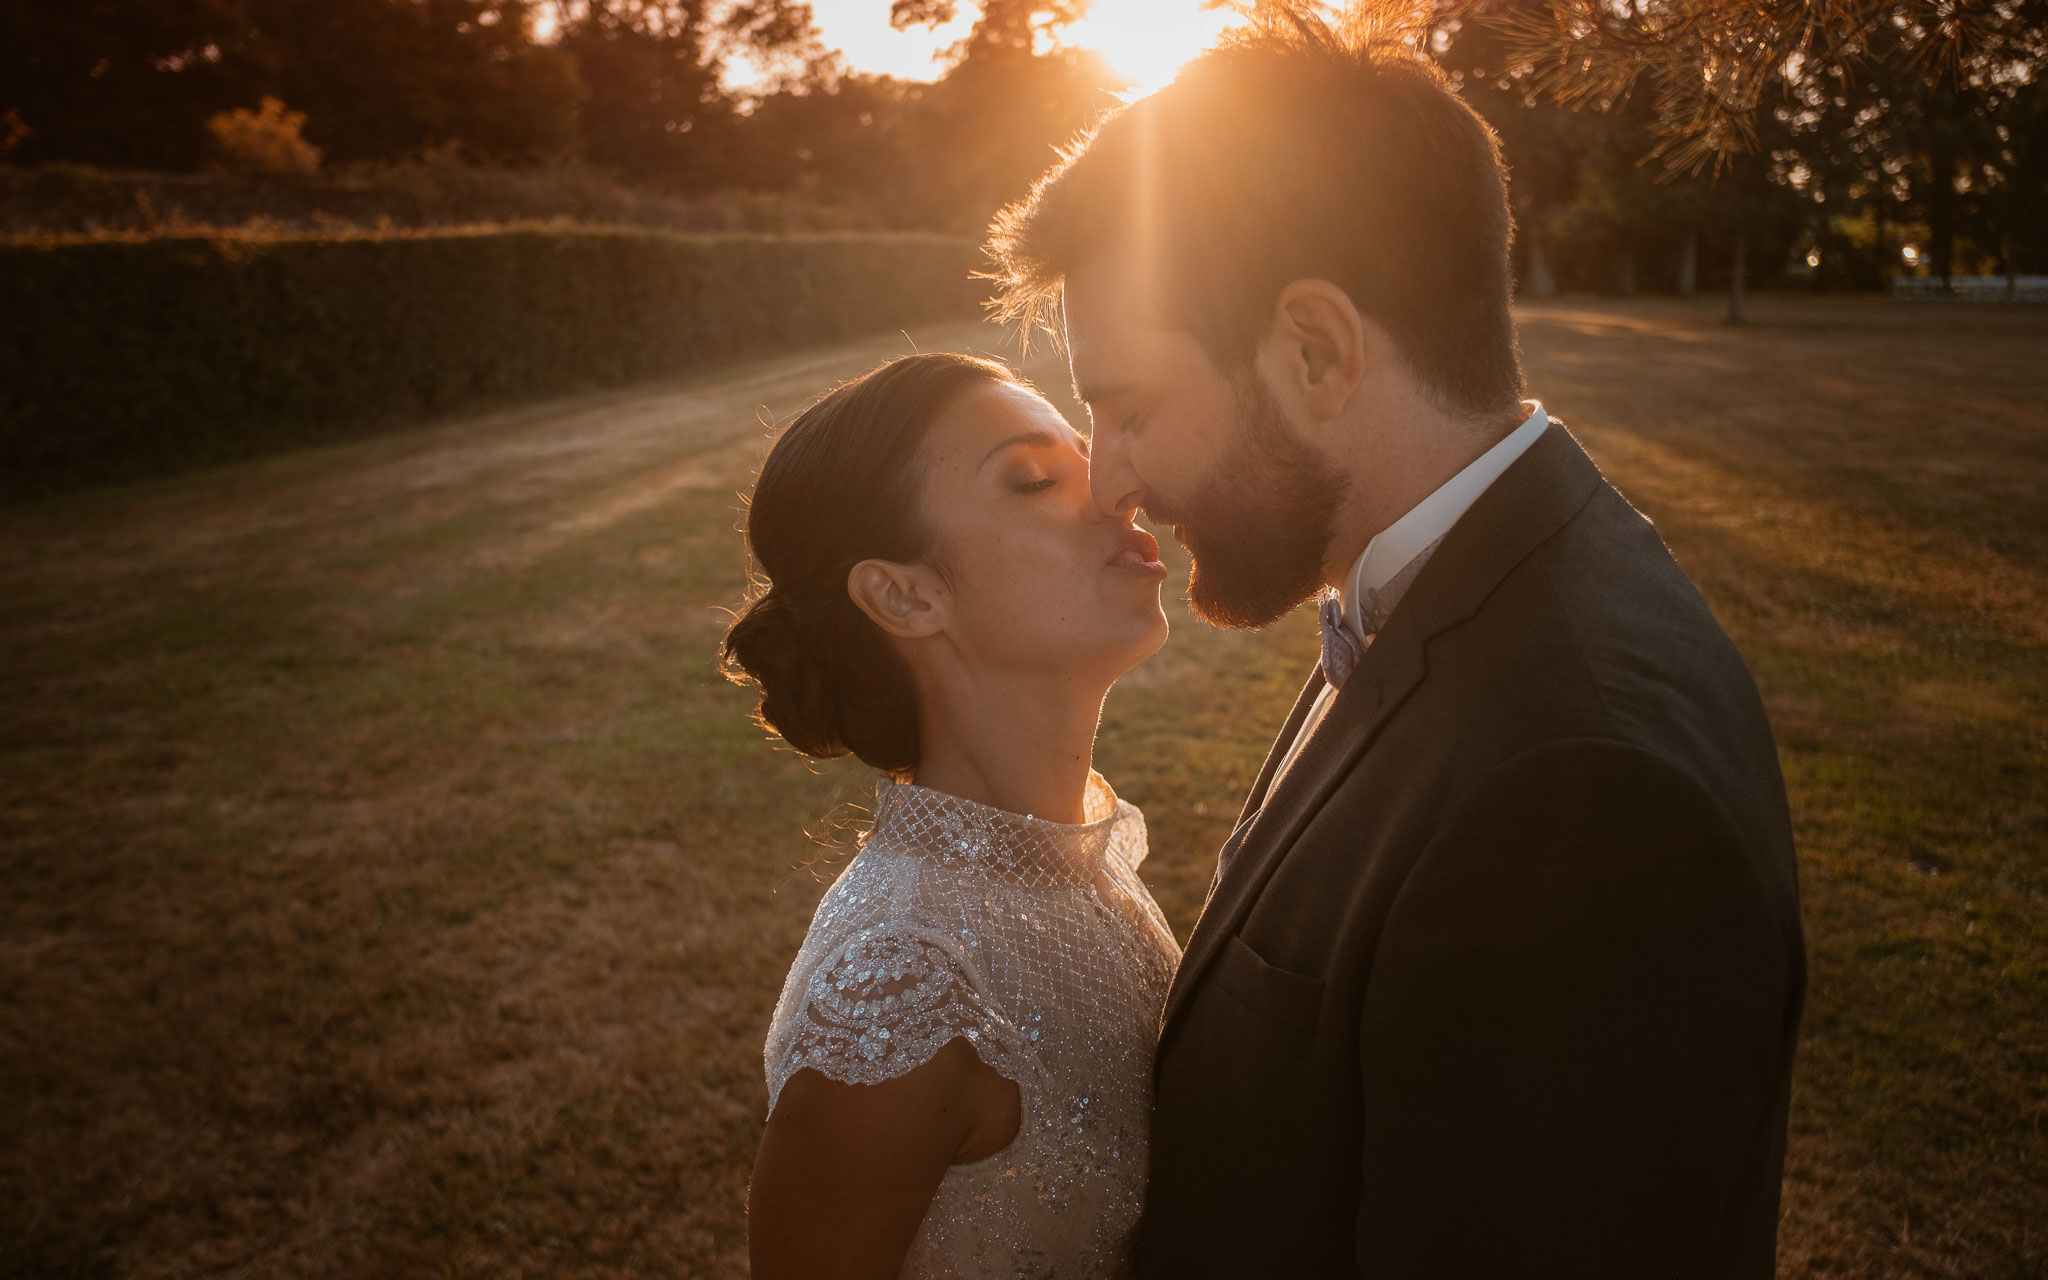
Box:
[1136, 503, 1187, 544]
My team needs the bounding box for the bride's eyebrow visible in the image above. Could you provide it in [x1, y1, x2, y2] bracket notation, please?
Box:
[979, 428, 1085, 470]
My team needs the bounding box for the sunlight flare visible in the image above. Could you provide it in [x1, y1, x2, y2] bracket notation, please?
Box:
[1064, 0, 1250, 97]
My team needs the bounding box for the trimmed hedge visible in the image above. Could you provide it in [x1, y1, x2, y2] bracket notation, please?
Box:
[0, 228, 986, 499]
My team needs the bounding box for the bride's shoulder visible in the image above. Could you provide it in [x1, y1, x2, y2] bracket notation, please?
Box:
[765, 913, 1026, 1110]
[799, 839, 939, 930]
[1107, 796, 1152, 872]
[785, 848, 975, 980]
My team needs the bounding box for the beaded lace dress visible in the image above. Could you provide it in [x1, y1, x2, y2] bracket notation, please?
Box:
[764, 772, 1181, 1278]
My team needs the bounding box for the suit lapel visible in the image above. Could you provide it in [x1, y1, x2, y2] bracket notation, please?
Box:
[1159, 626, 1428, 1035]
[1159, 423, 1609, 1042]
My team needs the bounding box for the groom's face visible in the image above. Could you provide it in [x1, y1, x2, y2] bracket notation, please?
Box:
[1064, 256, 1343, 629]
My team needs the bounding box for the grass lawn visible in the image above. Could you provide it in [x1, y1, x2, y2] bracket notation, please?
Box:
[1, 297, 2042, 1278]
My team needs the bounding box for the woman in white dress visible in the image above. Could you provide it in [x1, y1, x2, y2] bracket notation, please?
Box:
[723, 353, 1183, 1278]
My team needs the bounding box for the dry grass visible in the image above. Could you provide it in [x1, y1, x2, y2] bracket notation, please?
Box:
[1, 298, 2042, 1278]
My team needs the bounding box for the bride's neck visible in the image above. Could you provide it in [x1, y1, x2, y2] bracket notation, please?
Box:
[910, 669, 1105, 825]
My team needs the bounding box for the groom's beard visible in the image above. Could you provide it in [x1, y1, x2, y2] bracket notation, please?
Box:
[1156, 376, 1346, 630]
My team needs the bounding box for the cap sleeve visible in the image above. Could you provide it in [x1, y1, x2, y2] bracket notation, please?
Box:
[1108, 800, 1150, 872]
[766, 923, 1035, 1114]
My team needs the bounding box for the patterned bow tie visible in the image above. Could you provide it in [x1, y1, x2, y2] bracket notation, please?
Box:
[1318, 590, 1366, 690]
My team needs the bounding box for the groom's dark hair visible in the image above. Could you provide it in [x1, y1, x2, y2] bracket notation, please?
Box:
[985, 11, 1522, 417]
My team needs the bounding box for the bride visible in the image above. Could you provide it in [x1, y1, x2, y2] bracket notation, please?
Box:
[723, 352, 1183, 1277]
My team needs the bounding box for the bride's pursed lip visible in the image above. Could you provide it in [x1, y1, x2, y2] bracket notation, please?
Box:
[1107, 525, 1167, 579]
[1108, 557, 1170, 582]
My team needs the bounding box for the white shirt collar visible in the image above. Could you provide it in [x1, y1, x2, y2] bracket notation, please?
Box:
[1340, 401, 1550, 642]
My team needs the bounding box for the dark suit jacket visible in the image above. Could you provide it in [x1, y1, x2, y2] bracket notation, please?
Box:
[1137, 423, 1805, 1278]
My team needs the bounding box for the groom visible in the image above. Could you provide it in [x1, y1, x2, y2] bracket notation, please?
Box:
[986, 16, 1805, 1279]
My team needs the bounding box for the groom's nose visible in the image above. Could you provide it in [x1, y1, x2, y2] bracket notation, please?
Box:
[1088, 433, 1143, 520]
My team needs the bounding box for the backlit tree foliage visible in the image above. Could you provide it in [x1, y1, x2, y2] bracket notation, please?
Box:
[1495, 0, 2048, 279]
[2, 0, 2040, 283]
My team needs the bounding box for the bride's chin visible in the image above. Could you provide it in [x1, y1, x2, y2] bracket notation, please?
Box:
[1112, 615, 1170, 679]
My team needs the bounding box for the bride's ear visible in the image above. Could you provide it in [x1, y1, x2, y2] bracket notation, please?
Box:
[847, 559, 948, 640]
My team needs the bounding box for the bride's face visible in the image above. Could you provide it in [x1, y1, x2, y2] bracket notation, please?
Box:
[914, 380, 1169, 679]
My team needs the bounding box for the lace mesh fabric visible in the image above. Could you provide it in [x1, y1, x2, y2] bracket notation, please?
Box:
[765, 772, 1182, 1278]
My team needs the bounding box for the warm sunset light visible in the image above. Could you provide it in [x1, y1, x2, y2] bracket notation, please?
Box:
[1065, 0, 1252, 96]
[804, 0, 977, 82]
[8, 0, 2043, 1274]
[802, 0, 1249, 93]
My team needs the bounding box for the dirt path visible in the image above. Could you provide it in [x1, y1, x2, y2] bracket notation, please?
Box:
[1, 321, 1065, 610]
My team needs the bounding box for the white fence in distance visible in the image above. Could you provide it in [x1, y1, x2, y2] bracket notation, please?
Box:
[1893, 275, 2048, 302]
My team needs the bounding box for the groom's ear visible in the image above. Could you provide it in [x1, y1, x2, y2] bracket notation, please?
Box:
[847, 559, 948, 641]
[1262, 278, 1369, 424]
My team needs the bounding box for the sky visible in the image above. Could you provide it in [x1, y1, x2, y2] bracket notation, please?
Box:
[799, 0, 1251, 95]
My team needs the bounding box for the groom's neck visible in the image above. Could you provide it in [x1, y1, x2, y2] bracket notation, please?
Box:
[1319, 391, 1523, 588]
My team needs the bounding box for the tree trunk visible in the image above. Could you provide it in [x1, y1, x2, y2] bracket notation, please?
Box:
[1727, 230, 1747, 324]
[1676, 230, 1699, 297]
[1615, 246, 1636, 296]
[1929, 133, 1958, 285]
[1527, 238, 1557, 299]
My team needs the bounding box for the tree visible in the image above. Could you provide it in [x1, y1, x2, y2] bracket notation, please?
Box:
[717, 73, 923, 216]
[236, 0, 584, 163]
[1496, 0, 2048, 302]
[0, 0, 828, 180]
[0, 0, 249, 170]
[207, 95, 323, 175]
[554, 2, 726, 186]
[888, 0, 1090, 62]
[712, 0, 1116, 229]
[0, 0, 586, 170]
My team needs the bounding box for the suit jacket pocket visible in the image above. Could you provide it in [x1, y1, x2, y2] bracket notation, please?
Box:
[1212, 934, 1324, 1037]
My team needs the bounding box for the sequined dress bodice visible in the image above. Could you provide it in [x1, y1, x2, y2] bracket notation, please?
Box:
[765, 773, 1181, 1277]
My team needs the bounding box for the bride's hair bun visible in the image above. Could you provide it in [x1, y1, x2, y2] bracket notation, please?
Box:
[721, 353, 1019, 778]
[720, 589, 839, 758]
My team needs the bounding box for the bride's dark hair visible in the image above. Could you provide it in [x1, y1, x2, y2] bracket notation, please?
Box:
[722, 352, 1022, 778]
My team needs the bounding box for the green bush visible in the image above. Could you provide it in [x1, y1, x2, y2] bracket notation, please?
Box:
[0, 228, 986, 499]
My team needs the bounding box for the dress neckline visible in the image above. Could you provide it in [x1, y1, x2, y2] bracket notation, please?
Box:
[865, 771, 1124, 886]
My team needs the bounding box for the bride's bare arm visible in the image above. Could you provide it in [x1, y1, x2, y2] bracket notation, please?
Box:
[749, 1036, 1021, 1279]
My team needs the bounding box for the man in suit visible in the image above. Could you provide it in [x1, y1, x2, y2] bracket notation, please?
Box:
[982, 14, 1806, 1278]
